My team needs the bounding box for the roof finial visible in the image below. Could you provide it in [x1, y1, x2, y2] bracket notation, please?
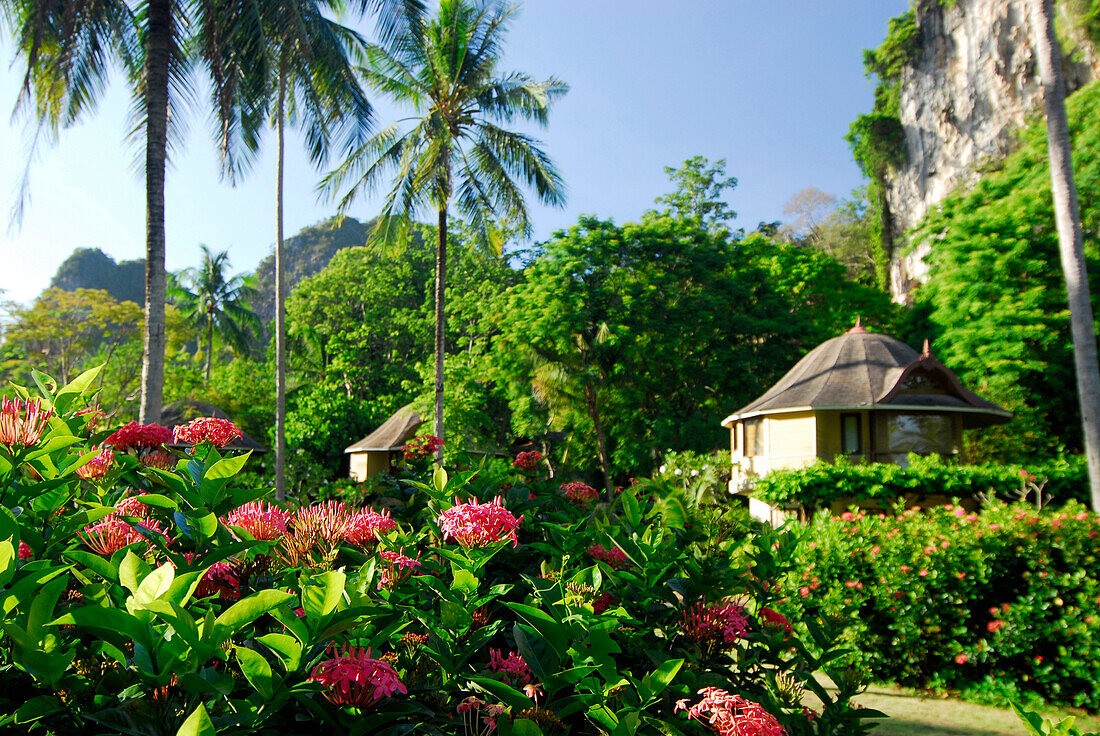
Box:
[922, 338, 931, 358]
[847, 316, 867, 334]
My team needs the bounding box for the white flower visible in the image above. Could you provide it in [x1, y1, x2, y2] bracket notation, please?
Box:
[691, 470, 699, 477]
[674, 469, 682, 476]
[659, 465, 667, 473]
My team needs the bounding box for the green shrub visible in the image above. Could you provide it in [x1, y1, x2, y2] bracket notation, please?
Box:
[754, 455, 1088, 510]
[782, 501, 1100, 709]
[0, 368, 882, 735]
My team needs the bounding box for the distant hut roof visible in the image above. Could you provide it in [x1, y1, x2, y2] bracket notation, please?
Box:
[345, 405, 423, 453]
[723, 322, 1011, 428]
[162, 399, 267, 452]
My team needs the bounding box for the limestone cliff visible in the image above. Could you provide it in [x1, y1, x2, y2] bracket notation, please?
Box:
[885, 0, 1099, 301]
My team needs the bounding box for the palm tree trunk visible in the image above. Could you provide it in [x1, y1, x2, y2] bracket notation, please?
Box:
[434, 206, 447, 456]
[275, 59, 288, 502]
[1033, 0, 1100, 512]
[139, 0, 171, 425]
[205, 308, 214, 385]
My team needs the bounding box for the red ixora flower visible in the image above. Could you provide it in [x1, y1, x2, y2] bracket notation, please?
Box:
[294, 501, 354, 546]
[587, 544, 629, 569]
[759, 607, 793, 637]
[438, 496, 522, 548]
[79, 516, 167, 556]
[683, 599, 750, 647]
[403, 434, 444, 462]
[675, 688, 786, 736]
[560, 481, 598, 504]
[309, 645, 407, 708]
[377, 549, 421, 588]
[76, 447, 115, 480]
[512, 450, 544, 471]
[17, 540, 32, 559]
[345, 508, 398, 547]
[172, 417, 242, 447]
[224, 502, 291, 541]
[488, 648, 531, 684]
[194, 560, 242, 600]
[105, 421, 172, 451]
[139, 449, 177, 471]
[0, 396, 54, 448]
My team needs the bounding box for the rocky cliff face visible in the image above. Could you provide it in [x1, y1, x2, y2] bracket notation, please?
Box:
[887, 0, 1099, 301]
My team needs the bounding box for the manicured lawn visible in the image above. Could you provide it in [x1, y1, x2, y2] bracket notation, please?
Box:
[810, 679, 1100, 735]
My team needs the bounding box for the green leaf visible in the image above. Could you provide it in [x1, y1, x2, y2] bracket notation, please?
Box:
[52, 364, 104, 414]
[127, 562, 175, 612]
[511, 720, 546, 736]
[257, 633, 302, 673]
[50, 606, 148, 646]
[0, 539, 15, 587]
[176, 704, 216, 736]
[118, 551, 148, 595]
[13, 695, 61, 725]
[505, 602, 569, 657]
[641, 659, 683, 702]
[128, 494, 179, 511]
[236, 646, 275, 699]
[302, 570, 346, 621]
[211, 589, 294, 644]
[433, 464, 449, 493]
[451, 568, 480, 596]
[62, 550, 118, 584]
[469, 676, 534, 710]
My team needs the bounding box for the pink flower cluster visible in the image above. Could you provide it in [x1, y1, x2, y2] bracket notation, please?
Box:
[512, 450, 544, 471]
[106, 421, 172, 451]
[173, 417, 242, 447]
[280, 502, 397, 564]
[114, 494, 152, 518]
[683, 599, 750, 646]
[457, 697, 508, 731]
[224, 502, 291, 541]
[592, 591, 617, 614]
[675, 688, 786, 736]
[377, 549, 421, 588]
[195, 560, 242, 600]
[404, 434, 444, 461]
[0, 397, 54, 448]
[759, 607, 792, 637]
[18, 540, 32, 559]
[587, 544, 629, 569]
[560, 481, 598, 504]
[309, 645, 407, 708]
[488, 648, 531, 684]
[438, 496, 522, 548]
[76, 447, 115, 480]
[345, 508, 398, 546]
[79, 516, 167, 556]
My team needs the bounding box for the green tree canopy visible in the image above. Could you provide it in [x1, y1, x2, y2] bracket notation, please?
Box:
[912, 80, 1100, 461]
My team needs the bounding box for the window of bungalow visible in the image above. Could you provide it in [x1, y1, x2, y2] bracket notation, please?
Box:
[841, 413, 861, 454]
[744, 418, 764, 457]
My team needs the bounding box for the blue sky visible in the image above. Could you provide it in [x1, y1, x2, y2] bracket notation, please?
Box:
[0, 1, 908, 305]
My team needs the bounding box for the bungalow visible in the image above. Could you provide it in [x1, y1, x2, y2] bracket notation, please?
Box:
[721, 320, 1011, 520]
[345, 405, 423, 480]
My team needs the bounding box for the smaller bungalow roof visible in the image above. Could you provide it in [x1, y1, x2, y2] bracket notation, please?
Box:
[345, 405, 423, 453]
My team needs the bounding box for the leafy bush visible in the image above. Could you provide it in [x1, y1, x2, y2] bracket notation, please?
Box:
[0, 368, 883, 735]
[754, 454, 1088, 510]
[782, 501, 1100, 709]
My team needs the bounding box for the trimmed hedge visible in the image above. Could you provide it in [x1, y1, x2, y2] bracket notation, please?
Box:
[753, 455, 1087, 510]
[781, 501, 1100, 709]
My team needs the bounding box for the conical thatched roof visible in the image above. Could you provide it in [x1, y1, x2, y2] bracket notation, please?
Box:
[345, 405, 423, 453]
[723, 322, 1011, 428]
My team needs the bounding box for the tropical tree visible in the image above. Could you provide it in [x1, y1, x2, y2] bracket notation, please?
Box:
[1031, 0, 1100, 511]
[171, 246, 261, 385]
[323, 0, 567, 446]
[251, 0, 375, 500]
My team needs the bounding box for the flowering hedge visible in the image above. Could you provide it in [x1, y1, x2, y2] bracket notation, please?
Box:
[753, 455, 1088, 510]
[0, 369, 886, 735]
[781, 501, 1100, 709]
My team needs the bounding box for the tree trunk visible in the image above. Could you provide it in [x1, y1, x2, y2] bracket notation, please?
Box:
[1033, 0, 1100, 511]
[204, 308, 214, 385]
[434, 206, 447, 457]
[138, 0, 171, 425]
[275, 60, 288, 502]
[585, 382, 612, 494]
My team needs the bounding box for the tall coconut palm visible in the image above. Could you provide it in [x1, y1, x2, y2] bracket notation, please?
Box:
[5, 0, 271, 424]
[171, 245, 262, 384]
[253, 0, 374, 500]
[323, 0, 567, 446]
[1031, 0, 1100, 511]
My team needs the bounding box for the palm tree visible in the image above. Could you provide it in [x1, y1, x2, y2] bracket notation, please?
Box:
[172, 246, 262, 385]
[4, 0, 272, 424]
[1031, 0, 1100, 511]
[323, 0, 567, 446]
[252, 0, 375, 501]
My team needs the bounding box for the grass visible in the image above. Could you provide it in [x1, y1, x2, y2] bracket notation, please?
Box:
[807, 678, 1100, 735]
